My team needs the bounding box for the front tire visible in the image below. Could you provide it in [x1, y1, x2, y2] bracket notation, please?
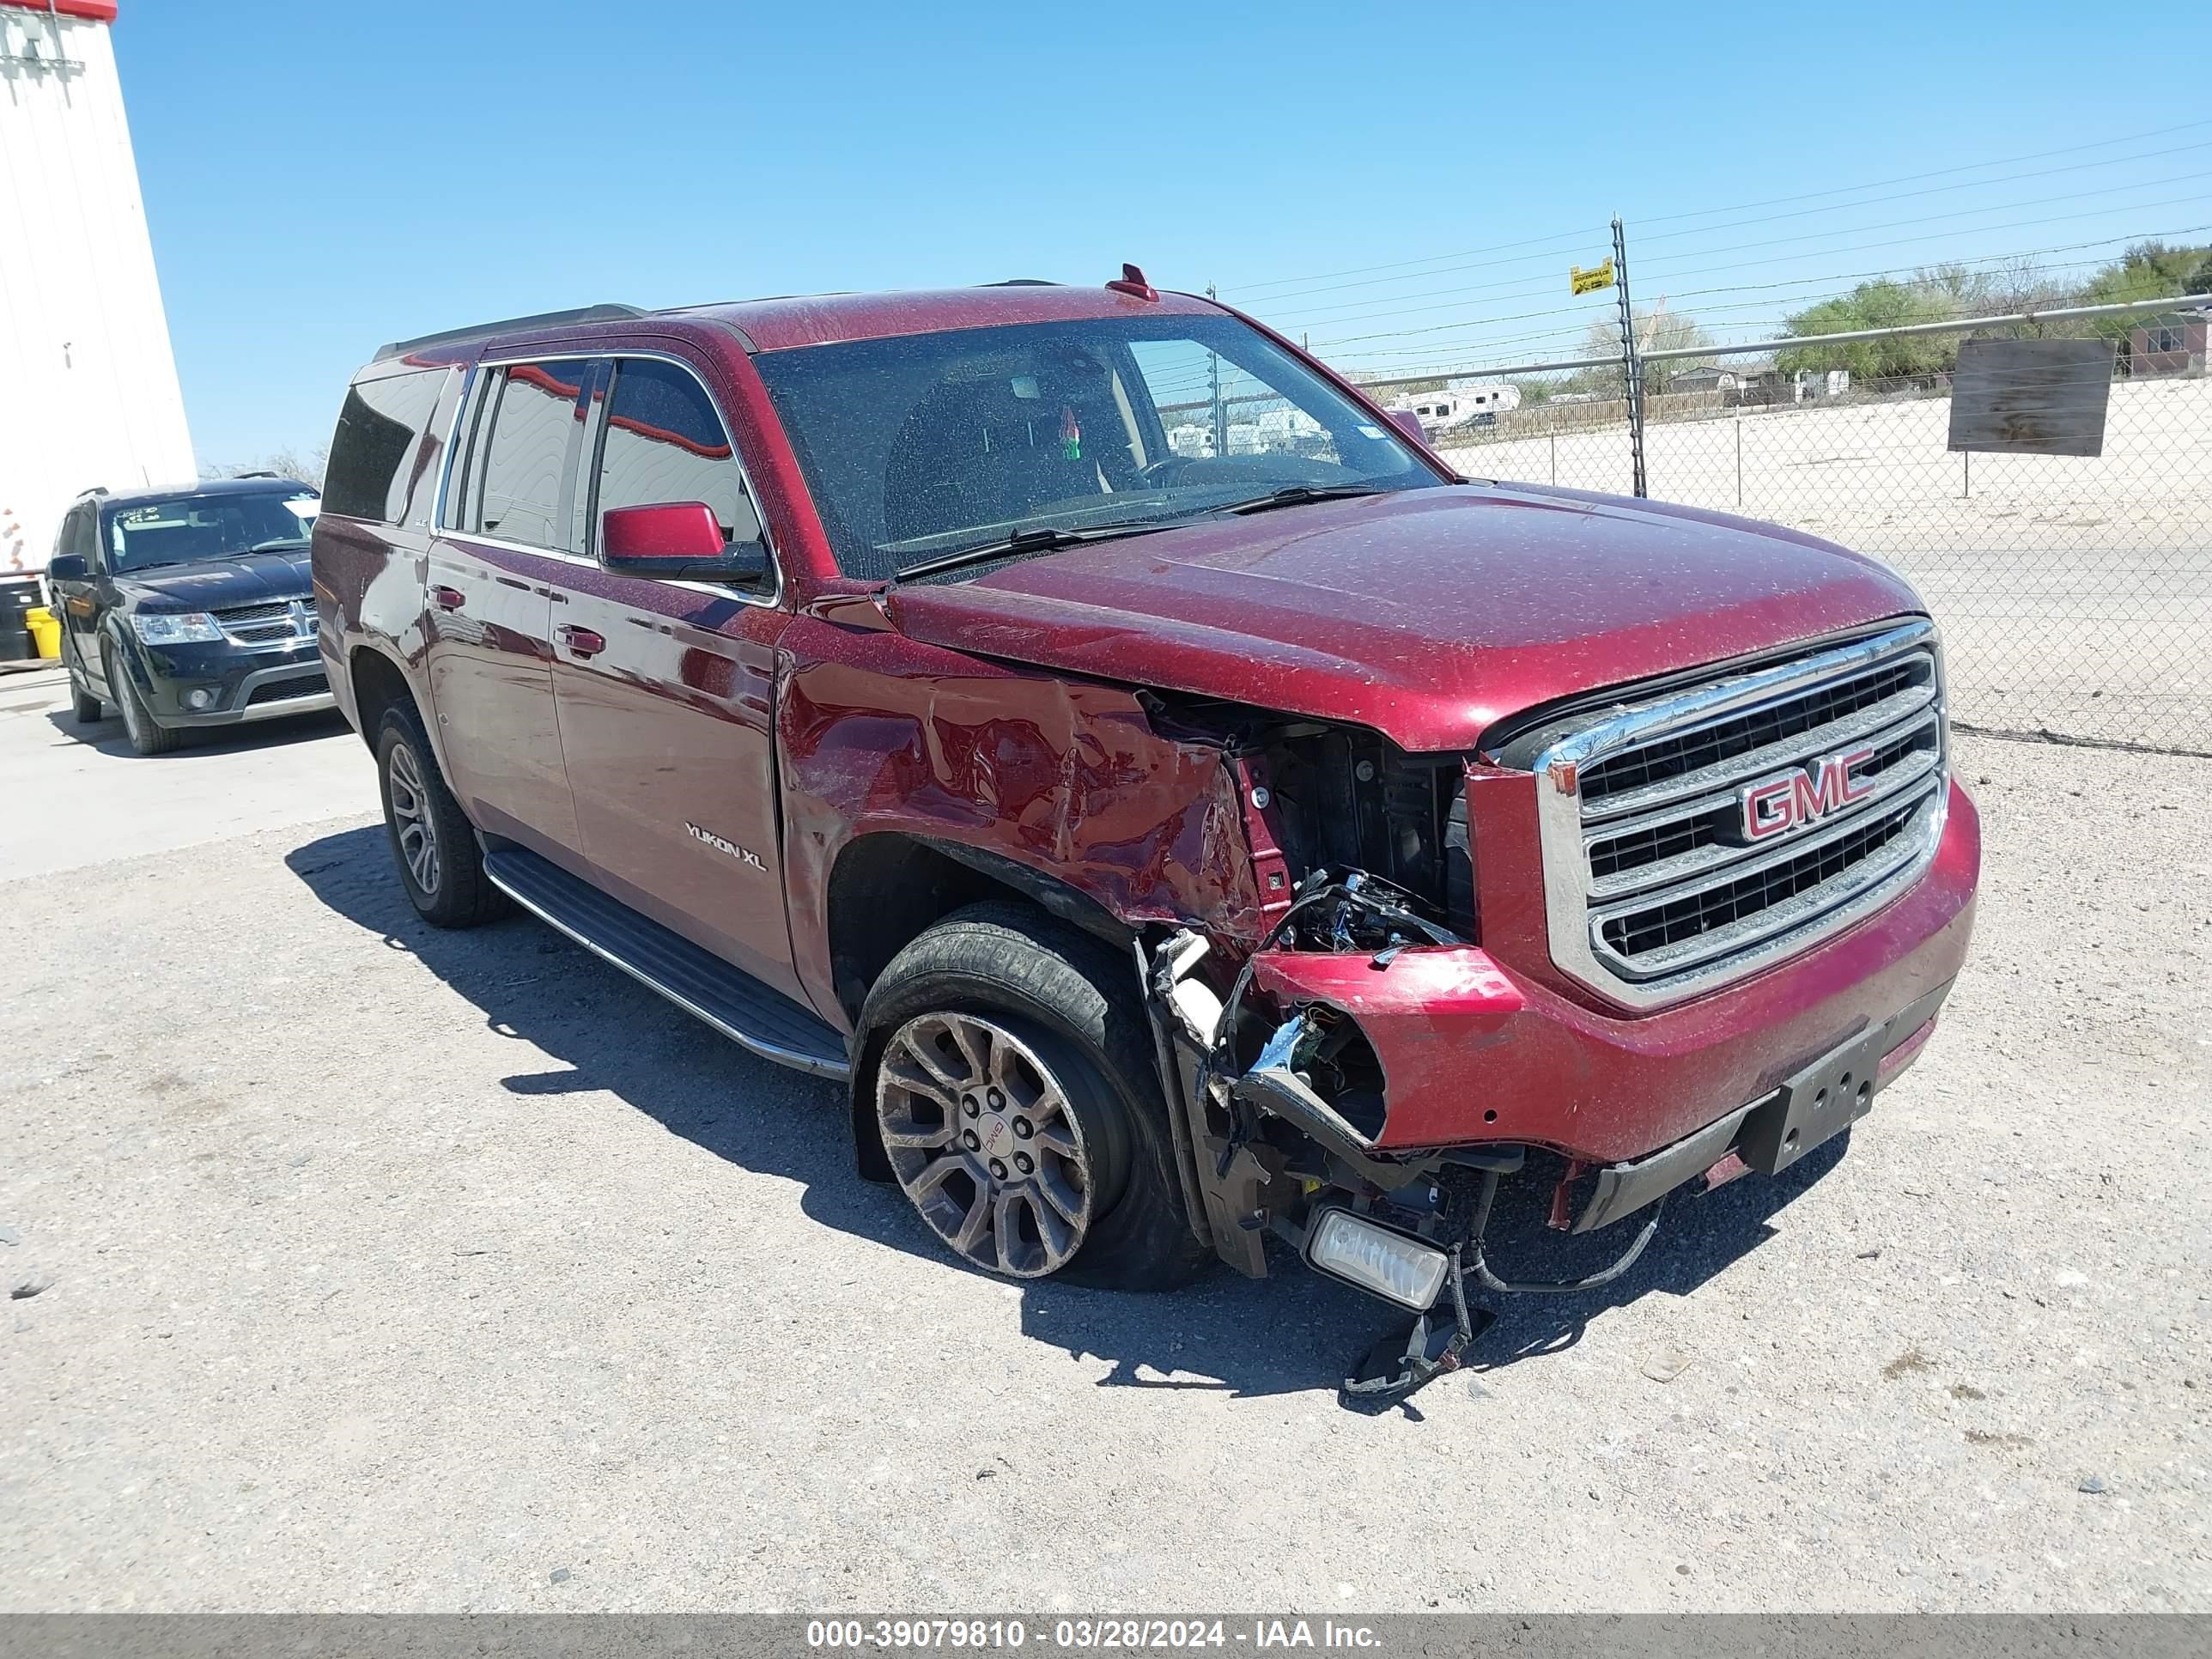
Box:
[374, 706, 506, 927]
[860, 902, 1212, 1291]
[105, 641, 179, 755]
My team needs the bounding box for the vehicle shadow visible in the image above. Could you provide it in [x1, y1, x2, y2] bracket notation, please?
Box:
[43, 704, 351, 758]
[1017, 1136, 1844, 1411]
[284, 822, 1844, 1410]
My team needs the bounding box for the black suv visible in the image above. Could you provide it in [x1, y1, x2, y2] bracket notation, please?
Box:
[46, 477, 333, 755]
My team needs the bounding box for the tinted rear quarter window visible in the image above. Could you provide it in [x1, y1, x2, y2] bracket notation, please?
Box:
[325, 367, 448, 524]
[58, 504, 98, 565]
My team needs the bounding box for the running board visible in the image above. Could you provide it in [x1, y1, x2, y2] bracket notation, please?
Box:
[482, 845, 850, 1080]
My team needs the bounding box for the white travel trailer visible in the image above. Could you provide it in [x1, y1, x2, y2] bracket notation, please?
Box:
[1386, 384, 1521, 435]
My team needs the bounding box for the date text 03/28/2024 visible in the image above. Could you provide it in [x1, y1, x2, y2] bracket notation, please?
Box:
[805, 1620, 1383, 1650]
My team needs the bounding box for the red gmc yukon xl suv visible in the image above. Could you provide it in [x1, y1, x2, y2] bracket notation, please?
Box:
[313, 273, 1978, 1395]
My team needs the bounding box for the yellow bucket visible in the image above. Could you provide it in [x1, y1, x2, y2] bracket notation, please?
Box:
[26, 605, 60, 659]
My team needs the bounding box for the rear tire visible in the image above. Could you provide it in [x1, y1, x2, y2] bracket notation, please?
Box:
[69, 665, 103, 725]
[859, 901, 1212, 1291]
[105, 642, 179, 755]
[374, 705, 507, 927]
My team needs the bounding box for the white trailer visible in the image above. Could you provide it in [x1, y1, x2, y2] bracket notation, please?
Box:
[0, 1, 195, 620]
[1385, 384, 1522, 436]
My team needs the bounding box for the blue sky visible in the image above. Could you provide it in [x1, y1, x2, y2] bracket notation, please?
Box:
[112, 0, 2212, 469]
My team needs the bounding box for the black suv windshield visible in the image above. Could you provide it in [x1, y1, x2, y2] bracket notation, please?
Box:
[750, 314, 1441, 580]
[102, 489, 321, 574]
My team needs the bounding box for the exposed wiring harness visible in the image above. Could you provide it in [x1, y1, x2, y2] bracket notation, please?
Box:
[1460, 1167, 1666, 1295]
[1340, 1168, 1668, 1403]
[1198, 868, 1456, 1176]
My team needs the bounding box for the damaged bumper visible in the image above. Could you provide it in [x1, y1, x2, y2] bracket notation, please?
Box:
[1143, 781, 1979, 1276]
[1251, 783, 1978, 1170]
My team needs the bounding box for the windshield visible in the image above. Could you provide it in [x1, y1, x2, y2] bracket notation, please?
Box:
[750, 314, 1441, 580]
[102, 489, 321, 574]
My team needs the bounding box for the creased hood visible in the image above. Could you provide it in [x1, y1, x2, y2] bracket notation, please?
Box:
[883, 484, 1925, 753]
[119, 550, 313, 613]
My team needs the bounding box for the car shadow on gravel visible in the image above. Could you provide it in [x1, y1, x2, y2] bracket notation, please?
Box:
[286, 823, 1846, 1412]
[1017, 1137, 1845, 1408]
[43, 705, 351, 757]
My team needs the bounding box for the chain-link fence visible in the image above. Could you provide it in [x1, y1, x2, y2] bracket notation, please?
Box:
[1365, 301, 2211, 753]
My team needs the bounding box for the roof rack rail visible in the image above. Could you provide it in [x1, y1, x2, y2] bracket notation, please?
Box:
[374, 303, 648, 362]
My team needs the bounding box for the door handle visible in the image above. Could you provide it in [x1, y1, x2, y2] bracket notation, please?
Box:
[431, 585, 465, 611]
[557, 624, 606, 659]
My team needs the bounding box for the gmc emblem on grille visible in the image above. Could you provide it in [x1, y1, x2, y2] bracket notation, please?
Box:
[1741, 745, 1876, 842]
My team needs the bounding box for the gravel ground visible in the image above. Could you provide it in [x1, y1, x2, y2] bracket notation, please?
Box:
[0, 685, 2206, 1613]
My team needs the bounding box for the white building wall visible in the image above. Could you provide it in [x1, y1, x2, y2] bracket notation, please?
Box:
[0, 3, 195, 577]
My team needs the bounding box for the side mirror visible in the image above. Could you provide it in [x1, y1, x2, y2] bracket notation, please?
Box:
[1386, 410, 1430, 445]
[601, 501, 770, 585]
[47, 554, 89, 582]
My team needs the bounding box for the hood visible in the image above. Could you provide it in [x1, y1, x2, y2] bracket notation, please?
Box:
[883, 484, 1926, 753]
[117, 550, 313, 613]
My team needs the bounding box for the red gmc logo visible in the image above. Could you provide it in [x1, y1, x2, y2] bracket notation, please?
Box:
[1741, 745, 1876, 841]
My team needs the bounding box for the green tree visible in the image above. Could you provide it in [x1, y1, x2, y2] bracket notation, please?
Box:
[2081, 240, 2212, 305]
[1776, 278, 1960, 381]
[2069, 241, 2212, 344]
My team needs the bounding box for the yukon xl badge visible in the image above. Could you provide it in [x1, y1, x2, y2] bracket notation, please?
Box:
[1740, 744, 1876, 842]
[685, 822, 765, 870]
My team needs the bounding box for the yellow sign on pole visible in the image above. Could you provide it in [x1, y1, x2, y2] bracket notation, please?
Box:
[1571, 258, 1616, 296]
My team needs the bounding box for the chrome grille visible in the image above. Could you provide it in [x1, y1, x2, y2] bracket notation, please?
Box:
[1528, 621, 1948, 1008]
[215, 599, 313, 649]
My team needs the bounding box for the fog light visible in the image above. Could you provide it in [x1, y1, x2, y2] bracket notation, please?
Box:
[185, 688, 216, 710]
[1304, 1207, 1450, 1310]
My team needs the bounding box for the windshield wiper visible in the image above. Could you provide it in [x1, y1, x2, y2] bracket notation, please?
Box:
[890, 520, 1170, 583]
[1213, 483, 1389, 517]
[248, 538, 310, 552]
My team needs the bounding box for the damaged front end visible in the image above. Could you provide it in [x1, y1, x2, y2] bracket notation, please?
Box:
[1138, 867, 1673, 1403]
[1123, 678, 1968, 1404]
[1121, 697, 1673, 1398]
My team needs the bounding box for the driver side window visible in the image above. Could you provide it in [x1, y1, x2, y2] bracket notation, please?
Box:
[596, 362, 761, 538]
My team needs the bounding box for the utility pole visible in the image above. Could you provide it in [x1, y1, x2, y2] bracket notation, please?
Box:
[1206, 283, 1227, 458]
[1612, 216, 1647, 498]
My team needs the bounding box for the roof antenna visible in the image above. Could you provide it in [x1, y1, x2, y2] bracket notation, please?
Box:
[1105, 263, 1158, 302]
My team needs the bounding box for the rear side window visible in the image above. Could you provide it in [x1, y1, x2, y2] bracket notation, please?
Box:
[58, 503, 98, 565]
[324, 367, 447, 524]
[460, 362, 587, 550]
[594, 358, 764, 547]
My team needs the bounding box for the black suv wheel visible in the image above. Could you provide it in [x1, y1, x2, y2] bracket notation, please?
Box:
[104, 641, 178, 755]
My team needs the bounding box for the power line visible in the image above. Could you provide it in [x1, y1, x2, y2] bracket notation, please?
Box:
[1632, 115, 2212, 230]
[1632, 171, 2212, 274]
[1220, 115, 2212, 303]
[1223, 225, 1603, 300]
[1310, 238, 2203, 360]
[1632, 201, 2212, 291]
[1266, 172, 2212, 335]
[1632, 137, 2212, 247]
[1249, 172, 2212, 335]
